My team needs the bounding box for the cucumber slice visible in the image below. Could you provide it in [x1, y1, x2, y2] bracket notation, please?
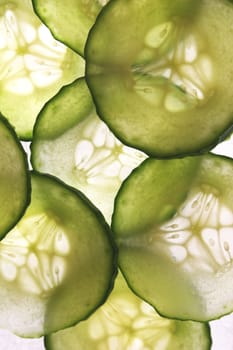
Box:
[0, 172, 116, 337]
[0, 114, 30, 239]
[86, 0, 233, 157]
[45, 272, 211, 350]
[31, 78, 146, 223]
[112, 154, 233, 322]
[0, 0, 84, 139]
[32, 0, 109, 56]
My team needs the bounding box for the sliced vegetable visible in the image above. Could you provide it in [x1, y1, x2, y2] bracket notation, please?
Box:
[0, 172, 116, 337]
[86, 0, 233, 157]
[45, 272, 211, 350]
[32, 0, 109, 56]
[112, 154, 233, 321]
[0, 0, 84, 139]
[31, 78, 146, 223]
[0, 0, 231, 348]
[0, 114, 30, 239]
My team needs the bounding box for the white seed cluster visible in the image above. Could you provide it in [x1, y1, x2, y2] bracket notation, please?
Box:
[0, 6, 66, 95]
[74, 114, 147, 221]
[158, 188, 233, 273]
[134, 21, 214, 112]
[0, 214, 70, 295]
[75, 115, 146, 187]
[88, 294, 171, 350]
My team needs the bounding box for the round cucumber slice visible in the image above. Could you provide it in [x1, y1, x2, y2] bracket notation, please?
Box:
[0, 0, 84, 139]
[31, 78, 146, 223]
[86, 0, 233, 157]
[112, 154, 233, 322]
[0, 114, 30, 239]
[45, 272, 211, 350]
[0, 172, 116, 337]
[32, 0, 109, 56]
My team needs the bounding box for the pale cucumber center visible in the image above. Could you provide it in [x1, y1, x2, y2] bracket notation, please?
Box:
[0, 214, 70, 296]
[133, 22, 214, 112]
[75, 115, 146, 189]
[0, 4, 67, 95]
[156, 186, 233, 273]
[88, 294, 172, 350]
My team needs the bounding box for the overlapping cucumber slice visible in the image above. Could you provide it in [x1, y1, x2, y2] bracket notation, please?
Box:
[0, 0, 84, 139]
[0, 171, 116, 337]
[45, 272, 211, 350]
[31, 78, 146, 223]
[86, 0, 233, 157]
[0, 115, 30, 239]
[32, 0, 109, 56]
[112, 154, 233, 322]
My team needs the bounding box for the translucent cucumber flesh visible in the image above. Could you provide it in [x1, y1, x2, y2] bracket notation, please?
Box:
[0, 213, 70, 294]
[45, 273, 211, 350]
[0, 172, 116, 337]
[0, 116, 30, 238]
[133, 25, 214, 110]
[158, 187, 233, 272]
[34, 113, 146, 223]
[32, 0, 109, 56]
[32, 78, 147, 223]
[0, 0, 84, 138]
[86, 0, 233, 156]
[113, 154, 233, 321]
[0, 0, 231, 346]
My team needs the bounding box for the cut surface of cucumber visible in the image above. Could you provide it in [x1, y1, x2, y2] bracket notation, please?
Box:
[0, 114, 30, 239]
[0, 172, 116, 337]
[0, 0, 84, 139]
[32, 0, 109, 56]
[112, 154, 233, 322]
[86, 0, 233, 157]
[45, 272, 211, 350]
[31, 78, 146, 223]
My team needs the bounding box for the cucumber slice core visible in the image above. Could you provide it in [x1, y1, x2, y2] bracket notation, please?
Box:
[0, 0, 84, 138]
[113, 154, 233, 321]
[86, 0, 233, 157]
[32, 78, 146, 223]
[0, 172, 116, 337]
[45, 273, 211, 350]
